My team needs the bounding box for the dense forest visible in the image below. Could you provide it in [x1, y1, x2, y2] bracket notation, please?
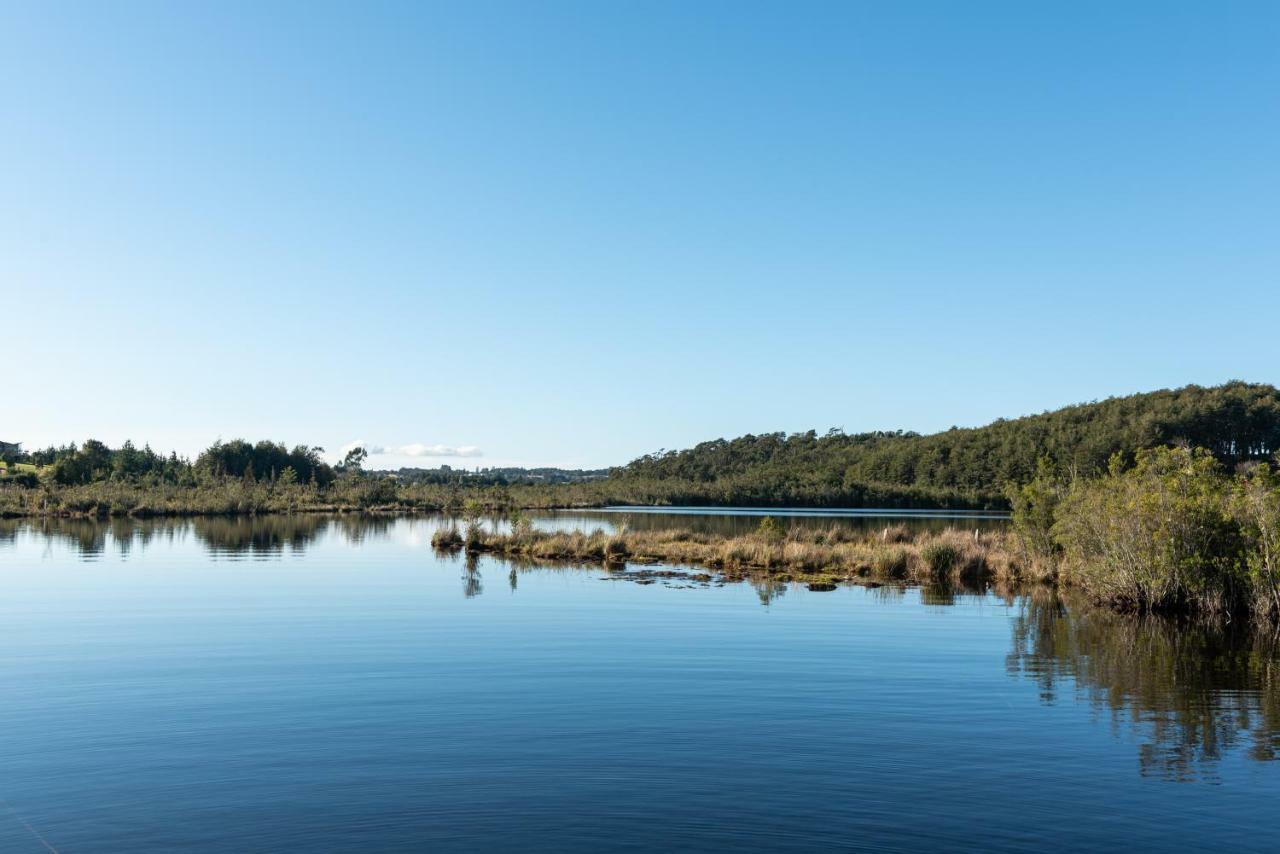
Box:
[609, 382, 1280, 507]
[2, 382, 1278, 517]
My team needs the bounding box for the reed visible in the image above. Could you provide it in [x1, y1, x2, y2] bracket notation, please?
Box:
[447, 523, 1032, 586]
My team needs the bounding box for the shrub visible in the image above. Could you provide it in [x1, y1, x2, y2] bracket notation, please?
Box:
[757, 516, 785, 544]
[464, 520, 485, 549]
[871, 546, 911, 578]
[431, 526, 463, 550]
[604, 536, 628, 559]
[920, 541, 961, 577]
[1007, 456, 1064, 566]
[1053, 447, 1246, 614]
[1233, 464, 1280, 618]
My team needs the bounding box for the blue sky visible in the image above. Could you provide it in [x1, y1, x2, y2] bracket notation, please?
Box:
[3, 2, 1277, 469]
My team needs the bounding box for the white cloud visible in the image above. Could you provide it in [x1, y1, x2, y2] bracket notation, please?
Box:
[398, 442, 483, 458]
[340, 440, 482, 459]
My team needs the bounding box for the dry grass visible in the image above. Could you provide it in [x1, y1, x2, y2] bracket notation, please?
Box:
[448, 522, 1030, 585]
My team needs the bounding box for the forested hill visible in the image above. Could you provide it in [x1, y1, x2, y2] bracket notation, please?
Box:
[607, 382, 1280, 508]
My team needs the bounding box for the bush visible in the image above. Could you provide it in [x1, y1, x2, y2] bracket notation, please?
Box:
[431, 526, 463, 550]
[871, 546, 911, 578]
[604, 536, 628, 559]
[757, 516, 785, 544]
[920, 541, 961, 577]
[1233, 464, 1280, 618]
[0, 472, 38, 489]
[1007, 456, 1064, 566]
[1053, 447, 1246, 614]
[464, 520, 485, 550]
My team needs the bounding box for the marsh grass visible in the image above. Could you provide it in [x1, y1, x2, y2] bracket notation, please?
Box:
[431, 526, 463, 550]
[919, 541, 961, 577]
[448, 523, 1030, 586]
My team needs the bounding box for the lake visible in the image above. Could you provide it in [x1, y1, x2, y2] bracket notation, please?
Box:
[1, 514, 1278, 852]
[538, 506, 1009, 537]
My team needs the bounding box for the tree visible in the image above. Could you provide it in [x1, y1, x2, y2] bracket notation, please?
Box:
[340, 446, 368, 473]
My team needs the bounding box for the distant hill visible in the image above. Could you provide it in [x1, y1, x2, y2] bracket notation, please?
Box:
[377, 465, 609, 486]
[607, 382, 1280, 509]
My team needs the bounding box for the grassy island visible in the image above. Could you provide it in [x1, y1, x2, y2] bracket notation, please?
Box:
[436, 521, 1025, 588]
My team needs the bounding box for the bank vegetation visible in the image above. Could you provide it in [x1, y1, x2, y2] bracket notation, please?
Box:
[435, 446, 1280, 621]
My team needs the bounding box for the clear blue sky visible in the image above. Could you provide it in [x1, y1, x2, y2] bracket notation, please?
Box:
[3, 2, 1277, 469]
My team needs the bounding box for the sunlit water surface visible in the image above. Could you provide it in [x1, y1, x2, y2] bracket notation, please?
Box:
[1, 515, 1278, 852]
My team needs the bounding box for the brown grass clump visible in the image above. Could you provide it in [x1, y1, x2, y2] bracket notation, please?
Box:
[431, 526, 463, 550]
[880, 524, 913, 544]
[871, 545, 912, 578]
[443, 523, 1028, 589]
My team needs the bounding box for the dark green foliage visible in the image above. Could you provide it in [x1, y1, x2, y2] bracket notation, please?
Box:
[338, 446, 368, 473]
[0, 471, 38, 488]
[1007, 456, 1065, 565]
[614, 382, 1280, 508]
[45, 440, 191, 486]
[196, 440, 333, 486]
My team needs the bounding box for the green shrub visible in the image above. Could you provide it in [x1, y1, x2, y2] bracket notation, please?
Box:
[1007, 456, 1064, 565]
[1053, 447, 1246, 614]
[757, 516, 785, 544]
[1233, 464, 1280, 618]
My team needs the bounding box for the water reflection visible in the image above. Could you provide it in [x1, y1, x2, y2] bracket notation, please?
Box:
[3, 515, 1279, 780]
[749, 576, 787, 606]
[544, 508, 1008, 537]
[2, 507, 1004, 558]
[463, 552, 484, 599]
[1007, 592, 1280, 781]
[0, 514, 392, 559]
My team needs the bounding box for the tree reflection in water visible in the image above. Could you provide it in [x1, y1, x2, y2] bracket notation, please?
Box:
[1006, 589, 1280, 781]
[7, 515, 1280, 780]
[463, 552, 484, 599]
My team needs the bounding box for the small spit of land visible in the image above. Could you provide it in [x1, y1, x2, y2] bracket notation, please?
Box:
[437, 445, 1280, 623]
[436, 521, 1021, 593]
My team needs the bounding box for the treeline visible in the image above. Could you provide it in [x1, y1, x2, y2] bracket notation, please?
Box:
[19, 439, 337, 488]
[612, 382, 1280, 506]
[4, 381, 1279, 518]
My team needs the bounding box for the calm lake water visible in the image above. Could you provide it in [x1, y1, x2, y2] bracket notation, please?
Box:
[2, 515, 1278, 852]
[539, 506, 1009, 536]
